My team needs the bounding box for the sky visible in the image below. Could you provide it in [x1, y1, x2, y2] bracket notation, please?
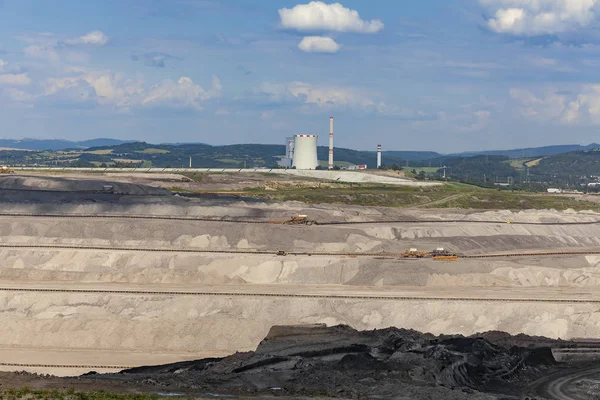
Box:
[2, 1, 600, 152]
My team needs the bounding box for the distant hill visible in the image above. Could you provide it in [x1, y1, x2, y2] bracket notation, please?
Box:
[86, 142, 405, 169]
[453, 143, 600, 159]
[530, 149, 600, 178]
[3, 138, 599, 161]
[382, 151, 441, 161]
[0, 138, 132, 151]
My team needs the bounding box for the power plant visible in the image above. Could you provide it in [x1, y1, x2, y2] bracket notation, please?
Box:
[276, 117, 385, 171]
[277, 117, 331, 170]
[292, 134, 319, 170]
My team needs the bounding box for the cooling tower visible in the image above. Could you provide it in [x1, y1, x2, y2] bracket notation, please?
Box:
[292, 134, 318, 170]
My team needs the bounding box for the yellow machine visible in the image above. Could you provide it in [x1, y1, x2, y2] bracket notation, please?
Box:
[269, 215, 315, 226]
[0, 166, 15, 174]
[401, 248, 428, 258]
[430, 248, 459, 261]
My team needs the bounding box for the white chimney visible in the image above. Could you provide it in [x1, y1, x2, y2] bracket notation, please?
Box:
[328, 117, 334, 169]
[377, 144, 382, 168]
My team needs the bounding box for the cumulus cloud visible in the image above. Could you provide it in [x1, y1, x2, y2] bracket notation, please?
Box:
[509, 86, 600, 124]
[131, 52, 179, 68]
[510, 88, 569, 119]
[298, 36, 340, 53]
[65, 31, 109, 46]
[2, 88, 34, 103]
[0, 60, 31, 87]
[142, 76, 222, 110]
[21, 30, 109, 65]
[0, 73, 31, 86]
[40, 69, 221, 112]
[257, 81, 375, 110]
[480, 0, 600, 35]
[279, 2, 383, 33]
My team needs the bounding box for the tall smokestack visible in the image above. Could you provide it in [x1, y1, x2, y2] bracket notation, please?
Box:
[328, 117, 334, 169]
[377, 145, 382, 169]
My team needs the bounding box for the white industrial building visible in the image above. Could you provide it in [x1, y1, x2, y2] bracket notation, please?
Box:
[292, 134, 319, 170]
[277, 137, 295, 168]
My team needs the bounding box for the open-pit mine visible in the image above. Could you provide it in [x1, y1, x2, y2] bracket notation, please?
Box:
[2, 172, 600, 399]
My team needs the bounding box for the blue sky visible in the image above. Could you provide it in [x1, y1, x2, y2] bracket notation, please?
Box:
[2, 0, 600, 152]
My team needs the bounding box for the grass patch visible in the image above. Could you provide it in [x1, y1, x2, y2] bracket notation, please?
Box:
[243, 184, 452, 207]
[525, 158, 544, 167]
[505, 159, 527, 169]
[214, 158, 241, 164]
[411, 167, 440, 174]
[85, 150, 113, 155]
[178, 172, 204, 182]
[0, 387, 161, 400]
[112, 159, 142, 164]
[434, 191, 600, 211]
[168, 186, 195, 193]
[237, 182, 600, 211]
[136, 148, 169, 155]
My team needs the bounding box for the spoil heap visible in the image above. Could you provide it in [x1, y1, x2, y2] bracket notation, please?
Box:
[96, 324, 557, 399]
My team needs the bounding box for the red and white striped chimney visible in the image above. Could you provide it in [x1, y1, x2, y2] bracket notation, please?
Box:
[328, 117, 334, 169]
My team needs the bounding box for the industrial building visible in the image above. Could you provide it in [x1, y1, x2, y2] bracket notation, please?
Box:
[277, 137, 295, 168]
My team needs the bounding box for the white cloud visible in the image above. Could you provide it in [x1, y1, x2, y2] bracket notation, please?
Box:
[257, 81, 433, 120]
[508, 86, 600, 124]
[24, 44, 60, 65]
[480, 0, 600, 35]
[460, 110, 491, 132]
[40, 69, 221, 112]
[298, 36, 341, 53]
[21, 31, 109, 65]
[510, 88, 569, 119]
[0, 73, 31, 86]
[260, 81, 374, 108]
[142, 76, 222, 110]
[279, 2, 383, 33]
[65, 31, 109, 46]
[2, 88, 34, 103]
[0, 60, 7, 72]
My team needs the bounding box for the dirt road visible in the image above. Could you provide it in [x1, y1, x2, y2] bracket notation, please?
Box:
[527, 364, 600, 399]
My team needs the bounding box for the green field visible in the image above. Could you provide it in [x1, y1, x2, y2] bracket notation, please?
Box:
[85, 149, 114, 155]
[236, 182, 600, 211]
[505, 159, 527, 169]
[136, 148, 170, 154]
[0, 388, 161, 400]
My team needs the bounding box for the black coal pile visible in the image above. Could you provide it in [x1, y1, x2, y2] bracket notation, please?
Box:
[90, 324, 558, 399]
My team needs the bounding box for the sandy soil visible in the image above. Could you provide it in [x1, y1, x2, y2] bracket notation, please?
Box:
[16, 167, 439, 187]
[1, 173, 600, 382]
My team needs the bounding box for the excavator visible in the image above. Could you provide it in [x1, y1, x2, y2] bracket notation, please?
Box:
[430, 247, 458, 261]
[401, 248, 428, 258]
[269, 215, 315, 226]
[400, 247, 458, 260]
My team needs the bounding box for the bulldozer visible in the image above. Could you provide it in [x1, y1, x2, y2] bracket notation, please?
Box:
[269, 215, 315, 226]
[0, 166, 15, 174]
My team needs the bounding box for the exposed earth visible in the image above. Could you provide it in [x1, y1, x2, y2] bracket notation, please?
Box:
[0, 171, 600, 399]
